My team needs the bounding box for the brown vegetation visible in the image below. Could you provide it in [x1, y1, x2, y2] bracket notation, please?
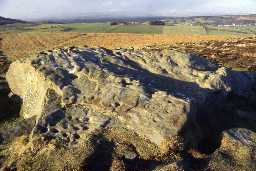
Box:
[167, 36, 256, 70]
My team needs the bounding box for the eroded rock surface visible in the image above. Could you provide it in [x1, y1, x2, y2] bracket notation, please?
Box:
[3, 47, 256, 171]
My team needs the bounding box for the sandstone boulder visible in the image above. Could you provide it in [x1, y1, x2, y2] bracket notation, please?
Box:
[6, 47, 256, 150]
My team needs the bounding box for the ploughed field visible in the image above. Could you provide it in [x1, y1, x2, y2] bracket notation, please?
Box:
[0, 31, 255, 71]
[0, 32, 233, 60]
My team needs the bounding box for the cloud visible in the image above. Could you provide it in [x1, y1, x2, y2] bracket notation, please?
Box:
[0, 0, 255, 20]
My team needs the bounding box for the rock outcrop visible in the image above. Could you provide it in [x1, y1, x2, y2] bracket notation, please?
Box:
[3, 47, 256, 171]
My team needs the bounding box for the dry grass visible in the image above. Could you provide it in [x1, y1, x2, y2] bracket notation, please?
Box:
[0, 31, 234, 60]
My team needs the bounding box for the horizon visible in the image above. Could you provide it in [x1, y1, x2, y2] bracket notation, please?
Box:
[0, 0, 256, 21]
[2, 13, 256, 23]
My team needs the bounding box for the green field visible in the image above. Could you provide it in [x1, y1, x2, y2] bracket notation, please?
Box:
[163, 23, 207, 35]
[1, 22, 255, 36]
[25, 23, 164, 34]
[207, 25, 256, 36]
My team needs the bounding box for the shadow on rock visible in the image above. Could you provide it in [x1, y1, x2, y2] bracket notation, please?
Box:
[84, 134, 115, 171]
[123, 157, 162, 171]
[178, 153, 211, 171]
[0, 83, 22, 121]
[83, 134, 163, 171]
[179, 89, 256, 156]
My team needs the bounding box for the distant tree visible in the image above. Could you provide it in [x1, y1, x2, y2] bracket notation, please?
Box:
[110, 21, 129, 26]
[110, 22, 119, 26]
[149, 21, 165, 26]
[62, 28, 73, 32]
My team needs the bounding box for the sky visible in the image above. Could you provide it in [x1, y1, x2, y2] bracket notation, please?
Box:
[0, 0, 255, 21]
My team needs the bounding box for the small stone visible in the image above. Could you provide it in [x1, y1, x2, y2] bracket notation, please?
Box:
[123, 150, 137, 160]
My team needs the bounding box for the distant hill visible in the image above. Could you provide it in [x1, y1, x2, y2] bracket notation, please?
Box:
[179, 14, 256, 26]
[46, 14, 256, 26]
[0, 16, 26, 25]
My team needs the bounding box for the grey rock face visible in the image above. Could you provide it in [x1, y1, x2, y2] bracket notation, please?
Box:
[6, 47, 256, 154]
